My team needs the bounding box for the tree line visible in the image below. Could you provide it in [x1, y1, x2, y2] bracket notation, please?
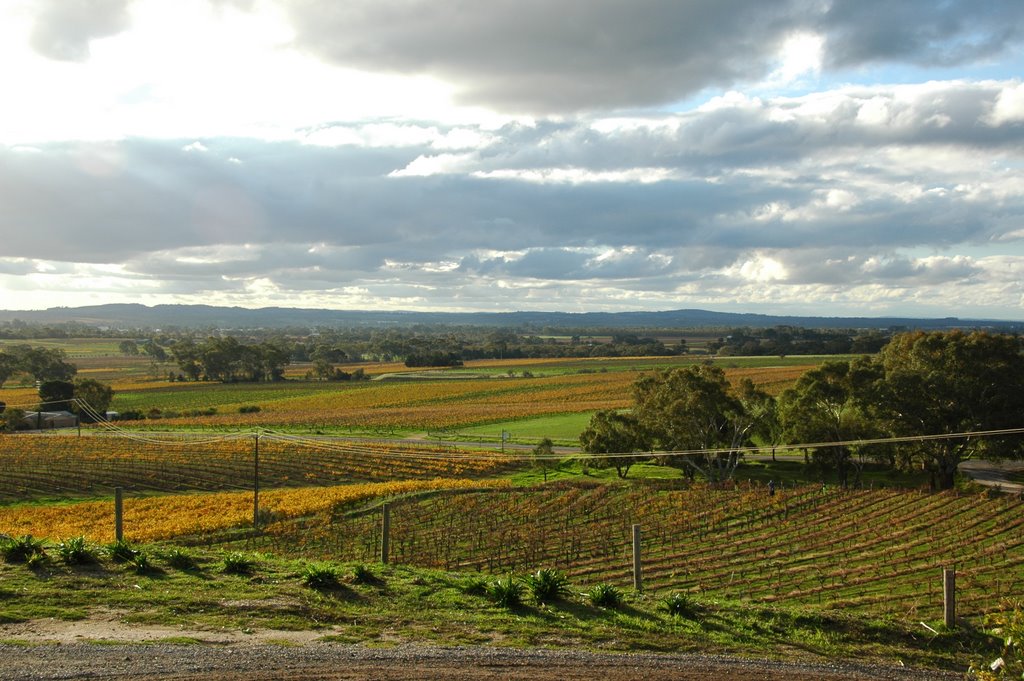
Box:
[581, 331, 1024, 490]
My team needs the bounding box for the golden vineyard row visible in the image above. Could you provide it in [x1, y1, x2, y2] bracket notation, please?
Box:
[0, 478, 510, 543]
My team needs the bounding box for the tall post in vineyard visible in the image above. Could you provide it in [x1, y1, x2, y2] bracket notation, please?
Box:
[632, 524, 643, 592]
[114, 487, 124, 542]
[943, 568, 956, 628]
[381, 502, 391, 564]
[253, 433, 260, 529]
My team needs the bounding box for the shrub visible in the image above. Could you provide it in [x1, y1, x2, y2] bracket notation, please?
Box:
[106, 539, 138, 564]
[301, 563, 340, 590]
[461, 577, 489, 596]
[239, 405, 261, 414]
[132, 551, 154, 574]
[588, 583, 623, 608]
[56, 536, 97, 565]
[163, 548, 197, 571]
[351, 564, 375, 584]
[488, 576, 524, 609]
[523, 568, 570, 605]
[221, 552, 256, 575]
[976, 600, 1024, 680]
[2, 535, 47, 563]
[663, 592, 697, 617]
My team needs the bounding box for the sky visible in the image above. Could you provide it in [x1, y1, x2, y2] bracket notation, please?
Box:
[1, 0, 1023, 319]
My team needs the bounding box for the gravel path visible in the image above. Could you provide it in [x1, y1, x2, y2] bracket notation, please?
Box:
[1, 642, 964, 681]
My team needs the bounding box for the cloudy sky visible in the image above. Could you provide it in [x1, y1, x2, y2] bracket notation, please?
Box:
[1, 0, 1023, 319]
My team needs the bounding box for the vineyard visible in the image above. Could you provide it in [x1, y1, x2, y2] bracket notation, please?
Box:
[253, 481, 1024, 621]
[2, 356, 814, 435]
[0, 433, 514, 500]
[0, 477, 509, 543]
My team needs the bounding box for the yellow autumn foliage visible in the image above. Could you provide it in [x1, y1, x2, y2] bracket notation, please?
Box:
[0, 478, 510, 543]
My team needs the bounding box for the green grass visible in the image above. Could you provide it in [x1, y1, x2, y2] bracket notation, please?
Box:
[0, 545, 997, 671]
[450, 412, 596, 445]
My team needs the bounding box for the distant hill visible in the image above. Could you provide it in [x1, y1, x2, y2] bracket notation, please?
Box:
[0, 303, 1020, 332]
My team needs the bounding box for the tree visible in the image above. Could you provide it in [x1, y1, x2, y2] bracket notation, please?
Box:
[118, 340, 139, 355]
[579, 410, 650, 479]
[632, 365, 754, 482]
[0, 352, 18, 388]
[778, 359, 879, 487]
[860, 331, 1024, 490]
[141, 340, 167, 361]
[532, 437, 557, 482]
[38, 380, 75, 412]
[736, 378, 783, 462]
[12, 345, 77, 382]
[72, 379, 115, 422]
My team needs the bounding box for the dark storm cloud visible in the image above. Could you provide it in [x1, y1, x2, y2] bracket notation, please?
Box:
[285, 0, 804, 112]
[27, 0, 133, 62]
[820, 0, 1024, 68]
[284, 0, 1024, 113]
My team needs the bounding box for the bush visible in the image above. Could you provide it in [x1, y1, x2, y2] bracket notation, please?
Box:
[351, 564, 375, 584]
[461, 577, 489, 596]
[106, 539, 138, 564]
[663, 592, 697, 617]
[221, 552, 256, 575]
[1, 535, 47, 563]
[523, 568, 570, 605]
[587, 583, 623, 608]
[488, 576, 524, 609]
[163, 548, 197, 571]
[238, 405, 261, 414]
[976, 600, 1024, 680]
[301, 563, 340, 590]
[132, 551, 154, 574]
[56, 536, 97, 565]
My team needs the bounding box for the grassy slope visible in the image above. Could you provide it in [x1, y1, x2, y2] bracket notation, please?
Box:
[0, 546, 996, 673]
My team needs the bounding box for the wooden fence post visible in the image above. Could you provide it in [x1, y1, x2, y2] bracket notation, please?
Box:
[252, 434, 260, 529]
[943, 567, 956, 628]
[114, 487, 123, 542]
[632, 524, 642, 592]
[381, 503, 391, 564]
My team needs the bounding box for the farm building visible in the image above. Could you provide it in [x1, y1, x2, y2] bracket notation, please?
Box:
[21, 411, 79, 430]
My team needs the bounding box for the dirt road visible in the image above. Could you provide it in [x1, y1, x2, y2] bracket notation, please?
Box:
[1, 642, 962, 681]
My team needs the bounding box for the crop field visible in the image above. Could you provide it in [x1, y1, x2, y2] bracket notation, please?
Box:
[256, 481, 1024, 621]
[0, 433, 513, 500]
[0, 477, 509, 543]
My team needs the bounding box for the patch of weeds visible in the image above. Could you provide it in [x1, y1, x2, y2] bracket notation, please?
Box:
[132, 551, 156, 575]
[523, 568, 571, 605]
[301, 563, 340, 591]
[55, 537, 97, 566]
[161, 548, 197, 571]
[663, 592, 698, 618]
[221, 552, 256, 575]
[588, 583, 623, 609]
[461, 576, 489, 597]
[488, 576, 524, 609]
[2, 535, 47, 564]
[26, 552, 49, 571]
[106, 539, 138, 564]
[350, 564, 377, 585]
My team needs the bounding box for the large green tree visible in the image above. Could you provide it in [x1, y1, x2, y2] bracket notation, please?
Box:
[72, 379, 115, 422]
[632, 364, 755, 482]
[861, 331, 1024, 490]
[778, 359, 880, 487]
[579, 410, 650, 479]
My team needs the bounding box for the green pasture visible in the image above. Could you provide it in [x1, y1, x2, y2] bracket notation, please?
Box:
[444, 412, 597, 445]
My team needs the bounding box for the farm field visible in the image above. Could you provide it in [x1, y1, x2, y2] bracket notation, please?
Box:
[254, 481, 1024, 623]
[2, 352, 820, 441]
[0, 434, 513, 501]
